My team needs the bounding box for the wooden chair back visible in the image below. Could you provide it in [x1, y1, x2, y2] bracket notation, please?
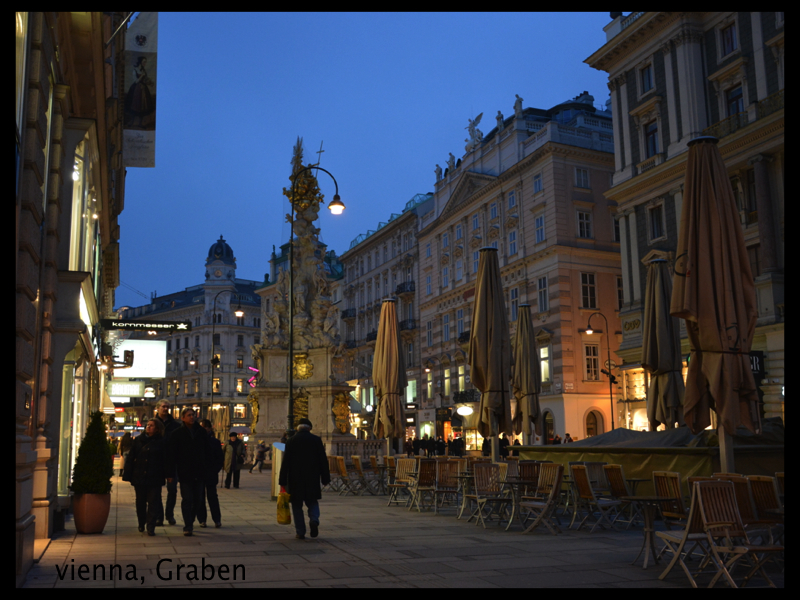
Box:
[603, 464, 631, 498]
[747, 475, 782, 522]
[504, 459, 519, 478]
[696, 479, 747, 539]
[351, 455, 366, 477]
[417, 459, 437, 488]
[497, 462, 509, 482]
[712, 473, 742, 478]
[537, 463, 564, 500]
[714, 475, 759, 524]
[394, 458, 416, 483]
[328, 455, 340, 476]
[436, 460, 459, 491]
[518, 461, 541, 486]
[451, 459, 467, 474]
[335, 456, 350, 477]
[570, 464, 597, 501]
[369, 455, 380, 470]
[653, 471, 686, 520]
[584, 461, 609, 491]
[473, 463, 502, 495]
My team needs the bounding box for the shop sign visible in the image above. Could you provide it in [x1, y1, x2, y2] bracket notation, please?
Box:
[101, 318, 191, 332]
[749, 351, 765, 380]
[107, 380, 145, 397]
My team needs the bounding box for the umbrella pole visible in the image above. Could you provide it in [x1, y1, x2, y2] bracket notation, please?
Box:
[719, 423, 735, 473]
[491, 437, 499, 463]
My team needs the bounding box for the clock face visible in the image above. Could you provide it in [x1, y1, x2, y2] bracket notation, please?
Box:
[215, 270, 222, 277]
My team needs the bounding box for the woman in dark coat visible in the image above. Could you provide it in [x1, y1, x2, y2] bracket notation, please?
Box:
[436, 436, 446, 456]
[123, 419, 166, 535]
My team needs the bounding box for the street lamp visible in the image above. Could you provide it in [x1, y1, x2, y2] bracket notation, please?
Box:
[209, 290, 244, 422]
[586, 311, 616, 431]
[286, 165, 345, 436]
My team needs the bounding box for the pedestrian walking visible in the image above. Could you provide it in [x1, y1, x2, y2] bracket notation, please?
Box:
[118, 432, 133, 477]
[154, 400, 180, 526]
[122, 419, 166, 536]
[197, 419, 223, 528]
[499, 432, 510, 458]
[223, 431, 245, 489]
[412, 435, 421, 456]
[552, 434, 562, 444]
[278, 418, 331, 540]
[165, 407, 209, 536]
[250, 442, 267, 473]
[404, 437, 413, 457]
[436, 436, 446, 456]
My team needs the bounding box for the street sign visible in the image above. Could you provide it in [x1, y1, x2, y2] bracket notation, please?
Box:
[604, 359, 617, 369]
[101, 319, 192, 332]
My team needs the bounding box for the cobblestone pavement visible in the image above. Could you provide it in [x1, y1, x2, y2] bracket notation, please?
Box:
[22, 468, 784, 588]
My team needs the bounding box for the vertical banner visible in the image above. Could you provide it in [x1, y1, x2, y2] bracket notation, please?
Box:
[123, 12, 158, 167]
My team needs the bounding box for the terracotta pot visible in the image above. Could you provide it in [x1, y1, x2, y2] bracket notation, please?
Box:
[73, 493, 111, 534]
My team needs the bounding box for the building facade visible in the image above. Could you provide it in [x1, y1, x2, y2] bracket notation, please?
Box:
[115, 237, 263, 440]
[15, 12, 130, 586]
[418, 93, 621, 448]
[586, 12, 784, 429]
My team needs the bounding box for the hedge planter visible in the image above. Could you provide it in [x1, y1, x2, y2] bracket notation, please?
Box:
[73, 493, 111, 534]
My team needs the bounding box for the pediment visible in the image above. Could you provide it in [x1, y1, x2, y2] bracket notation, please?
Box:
[440, 172, 498, 220]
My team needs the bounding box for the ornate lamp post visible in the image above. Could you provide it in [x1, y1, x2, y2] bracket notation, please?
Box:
[209, 290, 244, 422]
[586, 311, 616, 431]
[286, 165, 345, 437]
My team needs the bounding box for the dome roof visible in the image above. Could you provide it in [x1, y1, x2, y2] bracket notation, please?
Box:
[206, 235, 236, 266]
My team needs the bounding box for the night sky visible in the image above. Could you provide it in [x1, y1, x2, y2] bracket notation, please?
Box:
[116, 12, 613, 309]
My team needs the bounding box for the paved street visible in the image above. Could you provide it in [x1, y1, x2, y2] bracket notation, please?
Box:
[23, 466, 783, 588]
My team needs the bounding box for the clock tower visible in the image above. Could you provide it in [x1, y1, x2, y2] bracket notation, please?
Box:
[204, 235, 237, 314]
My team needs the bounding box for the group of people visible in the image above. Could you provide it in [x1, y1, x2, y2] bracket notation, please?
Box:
[121, 400, 249, 537]
[404, 434, 466, 457]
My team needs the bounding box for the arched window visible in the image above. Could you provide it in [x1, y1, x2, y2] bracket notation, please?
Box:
[586, 410, 604, 438]
[544, 412, 555, 444]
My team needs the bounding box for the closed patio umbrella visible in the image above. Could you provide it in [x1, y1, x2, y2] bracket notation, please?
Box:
[511, 304, 542, 442]
[373, 299, 407, 453]
[468, 247, 513, 461]
[670, 136, 760, 472]
[642, 259, 685, 430]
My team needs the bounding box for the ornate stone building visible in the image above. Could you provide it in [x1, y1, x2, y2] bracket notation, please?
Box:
[586, 12, 784, 429]
[15, 12, 130, 586]
[418, 93, 620, 447]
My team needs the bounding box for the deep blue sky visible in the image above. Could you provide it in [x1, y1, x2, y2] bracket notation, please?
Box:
[115, 12, 614, 310]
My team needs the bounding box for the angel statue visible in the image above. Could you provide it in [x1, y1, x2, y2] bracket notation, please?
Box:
[465, 113, 484, 153]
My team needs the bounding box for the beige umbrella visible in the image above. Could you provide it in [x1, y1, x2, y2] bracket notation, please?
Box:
[670, 136, 760, 471]
[468, 247, 513, 460]
[642, 259, 685, 430]
[512, 304, 542, 441]
[373, 299, 407, 451]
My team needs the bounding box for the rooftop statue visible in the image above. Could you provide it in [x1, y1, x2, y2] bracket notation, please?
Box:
[464, 112, 484, 153]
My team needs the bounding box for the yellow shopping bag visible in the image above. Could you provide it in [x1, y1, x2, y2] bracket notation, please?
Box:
[277, 487, 291, 525]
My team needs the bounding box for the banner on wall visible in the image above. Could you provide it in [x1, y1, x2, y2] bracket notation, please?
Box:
[123, 12, 158, 167]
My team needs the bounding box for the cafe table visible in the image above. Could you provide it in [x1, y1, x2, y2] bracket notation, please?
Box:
[500, 476, 540, 531]
[625, 478, 650, 496]
[454, 473, 474, 519]
[621, 496, 673, 569]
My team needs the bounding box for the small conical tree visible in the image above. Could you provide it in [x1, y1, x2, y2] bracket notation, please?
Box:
[70, 410, 113, 494]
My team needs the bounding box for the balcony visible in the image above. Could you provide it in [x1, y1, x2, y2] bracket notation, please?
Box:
[757, 89, 783, 120]
[341, 308, 357, 320]
[636, 152, 665, 175]
[344, 339, 358, 349]
[703, 111, 748, 140]
[453, 389, 480, 403]
[399, 319, 417, 331]
[395, 280, 415, 296]
[366, 330, 378, 344]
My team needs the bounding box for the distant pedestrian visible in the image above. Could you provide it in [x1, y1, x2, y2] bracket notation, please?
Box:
[278, 418, 331, 540]
[564, 433, 573, 443]
[122, 419, 166, 536]
[166, 408, 208, 536]
[499, 433, 510, 458]
[119, 432, 133, 477]
[482, 437, 491, 457]
[224, 432, 245, 488]
[197, 419, 223, 528]
[250, 442, 267, 473]
[412, 435, 421, 456]
[552, 434, 562, 445]
[511, 438, 521, 457]
[154, 400, 180, 526]
[436, 436, 446, 456]
[404, 437, 413, 457]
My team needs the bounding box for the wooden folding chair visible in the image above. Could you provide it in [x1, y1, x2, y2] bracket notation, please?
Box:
[715, 475, 776, 544]
[352, 455, 378, 495]
[387, 458, 415, 506]
[336, 456, 361, 496]
[385, 455, 396, 484]
[653, 471, 687, 530]
[746, 475, 784, 545]
[519, 463, 564, 535]
[518, 461, 542, 497]
[584, 461, 609, 494]
[433, 460, 460, 514]
[324, 455, 343, 492]
[570, 464, 620, 532]
[696, 480, 783, 588]
[408, 459, 437, 512]
[466, 463, 512, 528]
[603, 464, 642, 529]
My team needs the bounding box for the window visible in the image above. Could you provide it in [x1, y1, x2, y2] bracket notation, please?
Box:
[617, 276, 624, 311]
[193, 379, 199, 394]
[578, 211, 593, 238]
[444, 368, 451, 398]
[472, 214, 480, 230]
[473, 251, 479, 274]
[510, 288, 519, 321]
[455, 224, 463, 240]
[538, 277, 549, 312]
[456, 309, 464, 335]
[456, 259, 463, 281]
[443, 314, 450, 342]
[442, 233, 449, 248]
[726, 85, 744, 117]
[195, 335, 200, 347]
[407, 342, 414, 367]
[508, 190, 516, 210]
[236, 356, 243, 369]
[539, 346, 551, 382]
[581, 273, 597, 309]
[575, 168, 590, 189]
[426, 371, 433, 400]
[237, 334, 244, 347]
[236, 379, 244, 393]
[535, 215, 545, 244]
[253, 335, 260, 345]
[427, 321, 433, 347]
[613, 217, 621, 242]
[490, 203, 498, 219]
[721, 22, 737, 57]
[648, 204, 665, 240]
[533, 173, 543, 194]
[442, 266, 449, 287]
[212, 377, 221, 394]
[585, 344, 600, 381]
[509, 231, 517, 255]
[491, 240, 498, 250]
[233, 404, 246, 419]
[167, 340, 172, 352]
[183, 357, 188, 371]
[458, 365, 466, 392]
[426, 275, 432, 295]
[645, 120, 659, 158]
[213, 333, 220, 346]
[640, 63, 654, 94]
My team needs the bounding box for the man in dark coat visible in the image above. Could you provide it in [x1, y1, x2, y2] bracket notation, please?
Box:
[154, 400, 180, 526]
[278, 418, 330, 540]
[412, 435, 421, 456]
[123, 419, 166, 535]
[166, 408, 208, 536]
[197, 419, 223, 528]
[499, 433, 510, 458]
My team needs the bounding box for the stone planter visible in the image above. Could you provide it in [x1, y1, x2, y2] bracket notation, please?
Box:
[73, 493, 111, 534]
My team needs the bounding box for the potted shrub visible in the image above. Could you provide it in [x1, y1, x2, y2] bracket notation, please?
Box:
[70, 410, 114, 533]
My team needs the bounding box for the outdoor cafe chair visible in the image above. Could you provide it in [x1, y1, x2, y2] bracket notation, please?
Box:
[409, 459, 437, 512]
[325, 455, 344, 492]
[519, 463, 564, 535]
[570, 464, 620, 533]
[518, 461, 541, 497]
[695, 480, 783, 588]
[714, 475, 776, 544]
[465, 463, 513, 528]
[351, 455, 378, 495]
[746, 475, 784, 545]
[652, 471, 687, 530]
[336, 456, 361, 496]
[385, 455, 396, 484]
[387, 458, 416, 507]
[584, 461, 609, 495]
[603, 464, 642, 529]
[712, 473, 742, 478]
[433, 459, 460, 514]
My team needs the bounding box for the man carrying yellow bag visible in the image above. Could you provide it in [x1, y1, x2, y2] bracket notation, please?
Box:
[278, 418, 331, 539]
[276, 486, 291, 525]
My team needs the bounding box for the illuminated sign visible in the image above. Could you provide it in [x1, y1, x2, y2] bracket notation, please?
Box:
[114, 340, 167, 378]
[107, 380, 145, 397]
[101, 319, 192, 332]
[248, 366, 259, 388]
